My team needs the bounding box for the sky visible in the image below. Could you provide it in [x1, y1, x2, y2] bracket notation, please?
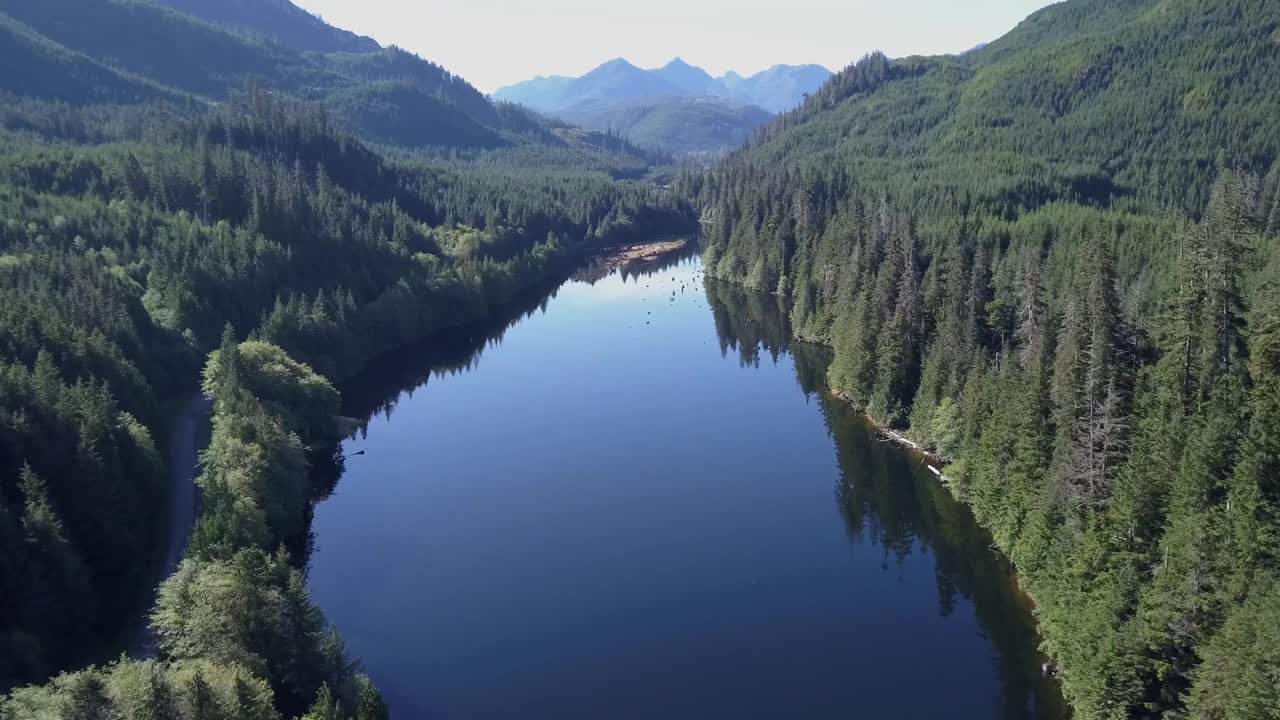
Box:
[292, 0, 1060, 93]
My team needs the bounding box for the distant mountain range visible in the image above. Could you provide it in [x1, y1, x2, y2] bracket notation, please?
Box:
[495, 58, 832, 154]
[497, 58, 832, 115]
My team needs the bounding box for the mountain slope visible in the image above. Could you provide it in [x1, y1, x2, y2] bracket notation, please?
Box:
[0, 13, 178, 104]
[488, 74, 574, 113]
[0, 0, 320, 99]
[0, 0, 544, 149]
[731, 0, 1279, 215]
[151, 0, 380, 54]
[323, 47, 499, 126]
[559, 95, 772, 155]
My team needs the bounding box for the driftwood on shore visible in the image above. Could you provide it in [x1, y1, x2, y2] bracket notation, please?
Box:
[831, 390, 953, 483]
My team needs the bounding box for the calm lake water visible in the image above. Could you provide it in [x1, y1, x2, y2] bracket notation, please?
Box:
[308, 250, 1068, 719]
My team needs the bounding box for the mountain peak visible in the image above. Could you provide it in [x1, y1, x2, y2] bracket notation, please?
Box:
[597, 57, 640, 71]
[663, 57, 693, 69]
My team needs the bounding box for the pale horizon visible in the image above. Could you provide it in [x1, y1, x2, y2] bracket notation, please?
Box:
[291, 0, 1060, 93]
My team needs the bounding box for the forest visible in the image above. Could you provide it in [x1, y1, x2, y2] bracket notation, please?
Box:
[679, 0, 1280, 718]
[0, 0, 695, 714]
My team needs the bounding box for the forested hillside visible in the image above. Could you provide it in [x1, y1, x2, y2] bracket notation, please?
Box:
[0, 0, 694, 715]
[680, 0, 1280, 717]
[557, 96, 774, 156]
[0, 0, 642, 152]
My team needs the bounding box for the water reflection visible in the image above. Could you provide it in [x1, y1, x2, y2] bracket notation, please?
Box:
[339, 277, 564, 439]
[572, 239, 703, 285]
[316, 252, 1069, 720]
[703, 275, 1069, 720]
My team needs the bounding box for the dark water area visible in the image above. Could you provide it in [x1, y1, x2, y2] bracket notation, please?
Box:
[309, 251, 1068, 720]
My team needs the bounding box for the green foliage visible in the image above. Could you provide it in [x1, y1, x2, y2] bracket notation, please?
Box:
[152, 549, 344, 713]
[1187, 576, 1280, 720]
[1, 659, 279, 720]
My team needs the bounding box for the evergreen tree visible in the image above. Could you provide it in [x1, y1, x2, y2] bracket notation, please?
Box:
[301, 684, 343, 720]
[353, 676, 388, 720]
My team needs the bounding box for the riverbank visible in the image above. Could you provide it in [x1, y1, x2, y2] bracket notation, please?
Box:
[832, 390, 951, 478]
[596, 239, 690, 271]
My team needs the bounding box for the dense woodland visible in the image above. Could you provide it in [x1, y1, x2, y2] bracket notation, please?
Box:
[0, 94, 689, 711]
[0, 0, 694, 715]
[680, 0, 1280, 717]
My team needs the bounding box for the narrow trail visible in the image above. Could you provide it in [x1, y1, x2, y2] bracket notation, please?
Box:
[130, 392, 212, 658]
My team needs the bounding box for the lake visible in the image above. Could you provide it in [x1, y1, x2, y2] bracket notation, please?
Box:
[308, 248, 1067, 719]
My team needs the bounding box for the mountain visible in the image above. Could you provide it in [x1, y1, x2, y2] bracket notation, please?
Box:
[652, 57, 723, 96]
[684, 1, 1280, 719]
[492, 74, 574, 112]
[494, 58, 830, 154]
[556, 58, 686, 107]
[151, 0, 380, 54]
[496, 58, 831, 114]
[0, 0, 658, 154]
[558, 95, 773, 155]
[717, 64, 833, 112]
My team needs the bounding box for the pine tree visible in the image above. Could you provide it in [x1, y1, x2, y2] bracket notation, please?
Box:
[353, 676, 388, 720]
[869, 223, 923, 426]
[184, 669, 223, 720]
[1197, 172, 1250, 384]
[122, 153, 151, 202]
[1014, 249, 1048, 372]
[207, 324, 242, 405]
[302, 684, 343, 720]
[1225, 298, 1280, 592]
[1186, 576, 1280, 720]
[230, 671, 278, 720]
[31, 350, 63, 406]
[59, 671, 114, 720]
[1050, 238, 1130, 510]
[1266, 188, 1280, 237]
[1050, 296, 1086, 497]
[828, 285, 876, 404]
[138, 664, 180, 720]
[19, 464, 94, 644]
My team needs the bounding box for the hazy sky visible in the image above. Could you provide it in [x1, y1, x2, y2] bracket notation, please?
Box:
[292, 0, 1059, 93]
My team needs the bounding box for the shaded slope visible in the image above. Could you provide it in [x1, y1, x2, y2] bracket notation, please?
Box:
[560, 95, 773, 155]
[152, 0, 380, 54]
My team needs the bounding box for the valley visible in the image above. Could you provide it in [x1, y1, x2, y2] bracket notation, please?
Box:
[496, 58, 831, 155]
[1, 0, 1279, 719]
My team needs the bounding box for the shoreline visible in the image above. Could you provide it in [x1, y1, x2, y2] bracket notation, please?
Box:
[831, 390, 951, 479]
[713, 274, 1062, 689]
[592, 238, 691, 274]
